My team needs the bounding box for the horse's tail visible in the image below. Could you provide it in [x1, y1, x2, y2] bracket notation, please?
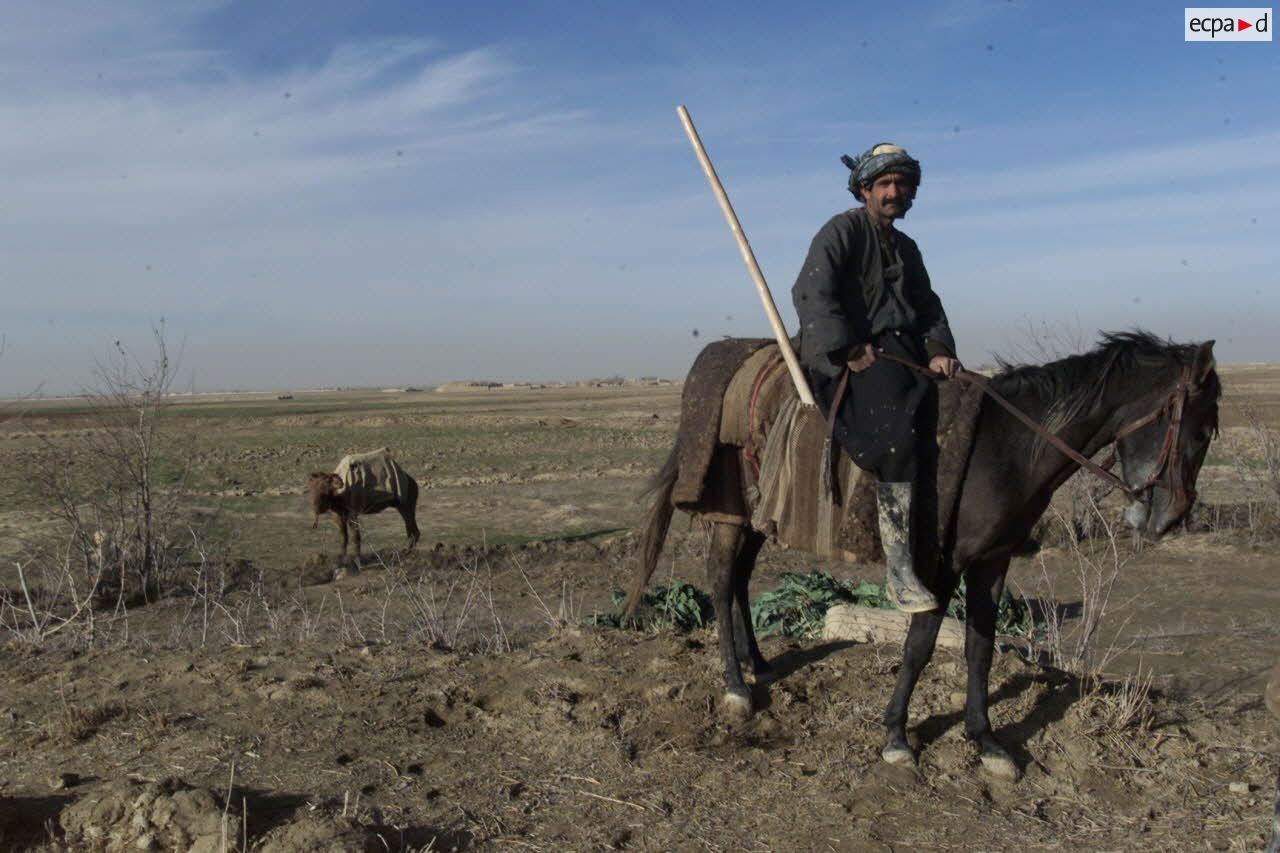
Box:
[624, 443, 679, 617]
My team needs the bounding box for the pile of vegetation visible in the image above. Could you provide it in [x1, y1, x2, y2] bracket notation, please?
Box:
[588, 581, 713, 631]
[589, 571, 1032, 639]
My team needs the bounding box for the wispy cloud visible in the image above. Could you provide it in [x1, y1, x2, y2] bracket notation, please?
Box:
[0, 1, 225, 83]
[931, 128, 1280, 201]
[0, 43, 531, 219]
[0, 3, 603, 392]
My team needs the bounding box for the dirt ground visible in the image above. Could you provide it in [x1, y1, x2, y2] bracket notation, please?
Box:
[0, 371, 1278, 851]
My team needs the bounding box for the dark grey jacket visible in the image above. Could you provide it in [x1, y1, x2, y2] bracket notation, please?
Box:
[792, 207, 955, 378]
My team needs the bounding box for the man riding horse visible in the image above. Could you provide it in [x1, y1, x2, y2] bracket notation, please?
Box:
[791, 143, 962, 613]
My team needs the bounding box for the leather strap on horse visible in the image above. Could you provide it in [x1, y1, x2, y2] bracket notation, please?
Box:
[961, 370, 1134, 494]
[820, 367, 851, 501]
[874, 350, 1156, 498]
[1110, 364, 1195, 509]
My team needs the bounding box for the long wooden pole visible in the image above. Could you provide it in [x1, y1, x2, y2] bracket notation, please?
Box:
[676, 105, 816, 407]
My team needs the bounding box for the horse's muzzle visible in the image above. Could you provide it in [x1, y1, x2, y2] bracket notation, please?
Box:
[1123, 500, 1149, 531]
[1127, 487, 1194, 538]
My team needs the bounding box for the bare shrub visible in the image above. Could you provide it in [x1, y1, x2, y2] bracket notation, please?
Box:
[1033, 467, 1115, 546]
[23, 322, 207, 613]
[515, 554, 583, 631]
[171, 535, 266, 648]
[1073, 667, 1156, 736]
[1030, 494, 1136, 687]
[1219, 402, 1280, 537]
[1022, 494, 1163, 735]
[377, 552, 512, 653]
[163, 548, 517, 653]
[1, 535, 115, 645]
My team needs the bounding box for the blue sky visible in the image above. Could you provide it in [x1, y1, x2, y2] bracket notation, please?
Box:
[1, 1, 1277, 394]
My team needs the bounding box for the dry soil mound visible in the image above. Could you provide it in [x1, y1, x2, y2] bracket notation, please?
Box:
[59, 778, 238, 853]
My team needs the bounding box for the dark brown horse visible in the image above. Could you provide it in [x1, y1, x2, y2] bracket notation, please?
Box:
[629, 331, 1220, 778]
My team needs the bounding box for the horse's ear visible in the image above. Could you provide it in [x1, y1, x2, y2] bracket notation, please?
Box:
[329, 473, 345, 495]
[1191, 340, 1216, 386]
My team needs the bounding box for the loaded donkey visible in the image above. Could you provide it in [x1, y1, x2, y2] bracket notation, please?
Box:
[308, 448, 420, 561]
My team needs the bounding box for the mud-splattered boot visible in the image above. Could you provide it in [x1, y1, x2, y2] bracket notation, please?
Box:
[875, 481, 939, 613]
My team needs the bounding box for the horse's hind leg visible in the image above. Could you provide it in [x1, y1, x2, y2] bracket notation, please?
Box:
[731, 528, 772, 681]
[398, 502, 421, 550]
[707, 521, 752, 716]
[883, 569, 959, 765]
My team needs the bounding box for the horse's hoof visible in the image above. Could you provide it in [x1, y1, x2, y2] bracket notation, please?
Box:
[881, 743, 916, 766]
[980, 752, 1021, 781]
[721, 691, 753, 719]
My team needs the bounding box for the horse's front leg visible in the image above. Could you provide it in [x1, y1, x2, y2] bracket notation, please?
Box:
[731, 528, 773, 682]
[963, 556, 1020, 780]
[882, 571, 959, 765]
[332, 512, 349, 559]
[707, 521, 752, 716]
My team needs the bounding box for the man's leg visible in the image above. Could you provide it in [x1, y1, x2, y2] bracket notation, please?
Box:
[874, 480, 938, 612]
[813, 343, 939, 612]
[874, 360, 940, 613]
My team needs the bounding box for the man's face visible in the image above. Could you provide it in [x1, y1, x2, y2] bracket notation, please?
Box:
[861, 172, 916, 222]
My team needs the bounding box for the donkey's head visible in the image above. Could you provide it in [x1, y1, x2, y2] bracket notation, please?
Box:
[307, 472, 345, 526]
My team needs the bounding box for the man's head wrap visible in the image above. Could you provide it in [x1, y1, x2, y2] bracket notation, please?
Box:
[841, 143, 921, 200]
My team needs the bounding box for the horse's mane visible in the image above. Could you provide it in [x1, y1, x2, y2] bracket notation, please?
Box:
[989, 330, 1209, 455]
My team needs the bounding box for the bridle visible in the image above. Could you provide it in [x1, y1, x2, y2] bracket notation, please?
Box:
[874, 352, 1197, 507]
[1099, 363, 1195, 509]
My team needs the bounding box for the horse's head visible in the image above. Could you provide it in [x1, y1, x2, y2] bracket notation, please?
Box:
[1116, 340, 1220, 537]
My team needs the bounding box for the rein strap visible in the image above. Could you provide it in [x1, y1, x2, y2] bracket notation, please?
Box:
[874, 350, 1191, 500]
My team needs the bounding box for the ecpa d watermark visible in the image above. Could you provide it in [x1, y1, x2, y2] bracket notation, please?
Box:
[1185, 8, 1272, 40]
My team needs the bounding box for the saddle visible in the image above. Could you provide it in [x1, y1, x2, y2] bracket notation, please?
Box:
[673, 341, 984, 565]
